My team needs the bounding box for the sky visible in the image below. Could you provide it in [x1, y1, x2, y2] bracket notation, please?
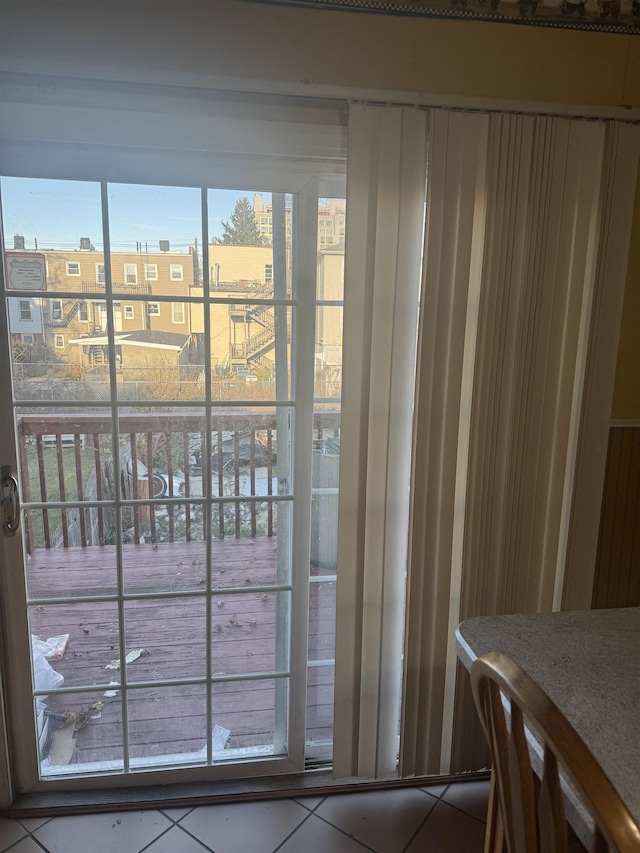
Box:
[0, 177, 264, 253]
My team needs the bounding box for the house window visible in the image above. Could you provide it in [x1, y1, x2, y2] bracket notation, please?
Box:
[78, 301, 88, 322]
[171, 302, 185, 324]
[170, 264, 183, 281]
[54, 334, 64, 349]
[147, 302, 160, 316]
[19, 300, 31, 321]
[51, 300, 62, 322]
[22, 334, 34, 344]
[145, 263, 158, 280]
[265, 264, 273, 283]
[124, 263, 138, 285]
[96, 263, 105, 284]
[66, 261, 80, 276]
[124, 305, 134, 320]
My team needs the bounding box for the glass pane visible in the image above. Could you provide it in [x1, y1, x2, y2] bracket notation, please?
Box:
[123, 524, 206, 596]
[30, 601, 121, 690]
[307, 664, 334, 752]
[25, 513, 118, 598]
[210, 306, 292, 401]
[39, 689, 124, 774]
[207, 407, 289, 496]
[211, 591, 289, 676]
[0, 177, 103, 254]
[212, 678, 284, 756]
[308, 579, 336, 663]
[124, 597, 206, 683]
[211, 502, 290, 587]
[305, 198, 344, 760]
[310, 436, 340, 573]
[128, 684, 208, 768]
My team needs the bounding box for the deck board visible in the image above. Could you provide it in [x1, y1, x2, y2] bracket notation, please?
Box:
[27, 540, 335, 769]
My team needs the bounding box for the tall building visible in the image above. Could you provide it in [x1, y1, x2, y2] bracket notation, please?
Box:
[252, 194, 346, 250]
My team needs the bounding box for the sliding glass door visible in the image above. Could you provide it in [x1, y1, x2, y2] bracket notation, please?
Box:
[0, 175, 342, 791]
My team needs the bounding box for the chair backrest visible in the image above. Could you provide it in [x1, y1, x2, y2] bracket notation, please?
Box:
[470, 652, 640, 853]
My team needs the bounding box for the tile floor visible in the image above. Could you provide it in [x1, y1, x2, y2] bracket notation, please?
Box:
[0, 779, 490, 853]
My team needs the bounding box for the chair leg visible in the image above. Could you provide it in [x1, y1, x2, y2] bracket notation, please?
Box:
[485, 770, 506, 853]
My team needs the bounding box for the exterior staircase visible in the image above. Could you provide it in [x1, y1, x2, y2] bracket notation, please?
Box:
[229, 283, 283, 373]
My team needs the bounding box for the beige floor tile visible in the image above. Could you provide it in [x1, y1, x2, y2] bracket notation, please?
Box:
[277, 813, 372, 853]
[159, 807, 194, 822]
[18, 817, 51, 832]
[315, 787, 437, 853]
[291, 796, 325, 811]
[32, 810, 172, 853]
[0, 817, 27, 851]
[405, 799, 486, 853]
[180, 799, 308, 853]
[418, 783, 448, 798]
[441, 779, 490, 822]
[4, 837, 45, 853]
[143, 824, 211, 852]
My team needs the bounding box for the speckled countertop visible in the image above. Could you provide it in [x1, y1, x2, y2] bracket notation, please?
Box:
[456, 607, 640, 828]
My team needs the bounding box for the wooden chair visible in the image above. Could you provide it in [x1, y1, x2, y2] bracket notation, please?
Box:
[470, 652, 640, 853]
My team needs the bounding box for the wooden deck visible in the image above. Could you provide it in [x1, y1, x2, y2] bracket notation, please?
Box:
[26, 540, 335, 769]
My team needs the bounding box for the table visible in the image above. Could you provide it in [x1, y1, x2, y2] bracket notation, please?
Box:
[455, 607, 640, 836]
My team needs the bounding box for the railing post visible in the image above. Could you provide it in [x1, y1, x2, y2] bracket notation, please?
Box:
[16, 416, 34, 556]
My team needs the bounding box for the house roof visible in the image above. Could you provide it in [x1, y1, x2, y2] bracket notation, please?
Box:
[118, 330, 190, 351]
[69, 330, 190, 351]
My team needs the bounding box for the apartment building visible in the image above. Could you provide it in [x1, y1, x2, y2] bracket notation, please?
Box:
[253, 194, 346, 250]
[6, 239, 343, 379]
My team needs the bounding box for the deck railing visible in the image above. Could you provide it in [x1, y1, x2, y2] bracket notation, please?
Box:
[17, 411, 340, 554]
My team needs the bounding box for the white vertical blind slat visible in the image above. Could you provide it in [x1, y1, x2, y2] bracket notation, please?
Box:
[401, 110, 491, 777]
[333, 104, 428, 779]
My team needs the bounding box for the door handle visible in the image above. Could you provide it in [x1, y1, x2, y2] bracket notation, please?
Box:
[1, 466, 20, 537]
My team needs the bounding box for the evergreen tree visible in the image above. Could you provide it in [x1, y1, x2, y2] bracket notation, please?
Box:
[219, 197, 263, 245]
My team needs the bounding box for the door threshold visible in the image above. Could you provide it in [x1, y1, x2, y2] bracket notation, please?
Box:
[8, 770, 490, 818]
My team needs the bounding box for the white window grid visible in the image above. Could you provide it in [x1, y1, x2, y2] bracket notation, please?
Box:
[66, 262, 80, 276]
[170, 264, 183, 281]
[10, 182, 337, 786]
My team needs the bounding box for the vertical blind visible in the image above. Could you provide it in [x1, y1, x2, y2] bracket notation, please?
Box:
[333, 103, 428, 779]
[335, 105, 640, 779]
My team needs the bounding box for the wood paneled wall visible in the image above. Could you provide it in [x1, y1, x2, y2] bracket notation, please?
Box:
[592, 424, 640, 609]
